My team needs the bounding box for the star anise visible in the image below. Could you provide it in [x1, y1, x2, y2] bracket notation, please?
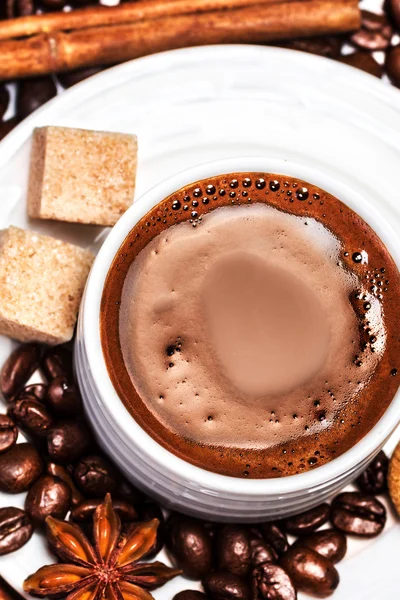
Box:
[24, 494, 181, 600]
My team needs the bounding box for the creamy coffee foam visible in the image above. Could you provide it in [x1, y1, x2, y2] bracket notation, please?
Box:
[101, 173, 400, 478]
[119, 204, 383, 451]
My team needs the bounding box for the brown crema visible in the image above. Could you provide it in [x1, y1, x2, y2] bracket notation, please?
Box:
[101, 173, 400, 478]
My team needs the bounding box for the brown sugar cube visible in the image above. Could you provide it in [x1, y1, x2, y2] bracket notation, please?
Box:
[0, 226, 94, 345]
[28, 126, 138, 226]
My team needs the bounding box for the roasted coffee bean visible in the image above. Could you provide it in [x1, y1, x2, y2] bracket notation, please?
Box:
[6, 0, 34, 17]
[141, 502, 165, 558]
[25, 475, 71, 525]
[283, 503, 330, 536]
[17, 76, 57, 120]
[292, 529, 347, 564]
[8, 397, 53, 438]
[0, 118, 19, 141]
[47, 421, 91, 464]
[0, 85, 10, 121]
[356, 451, 389, 494]
[260, 523, 288, 557]
[141, 501, 164, 523]
[173, 592, 209, 600]
[0, 507, 33, 555]
[47, 462, 83, 506]
[46, 377, 82, 416]
[252, 563, 296, 600]
[388, 0, 400, 28]
[331, 492, 386, 537]
[22, 384, 47, 402]
[41, 346, 73, 381]
[0, 415, 18, 454]
[385, 46, 400, 89]
[217, 525, 251, 576]
[358, 10, 389, 32]
[281, 547, 339, 598]
[73, 453, 117, 496]
[0, 344, 41, 400]
[203, 572, 251, 600]
[17, 0, 34, 16]
[350, 10, 393, 51]
[116, 478, 145, 507]
[71, 498, 137, 523]
[0, 443, 43, 493]
[249, 531, 277, 567]
[4, 1, 11, 18]
[58, 66, 104, 89]
[279, 36, 342, 59]
[166, 515, 213, 579]
[339, 52, 383, 78]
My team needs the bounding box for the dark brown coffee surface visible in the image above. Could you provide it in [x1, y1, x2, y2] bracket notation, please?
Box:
[101, 173, 400, 478]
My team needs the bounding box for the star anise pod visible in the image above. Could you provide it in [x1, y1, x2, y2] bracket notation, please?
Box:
[24, 494, 181, 600]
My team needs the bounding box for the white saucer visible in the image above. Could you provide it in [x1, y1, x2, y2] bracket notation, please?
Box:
[0, 45, 399, 599]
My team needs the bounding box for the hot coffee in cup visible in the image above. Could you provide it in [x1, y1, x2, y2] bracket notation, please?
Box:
[100, 172, 400, 479]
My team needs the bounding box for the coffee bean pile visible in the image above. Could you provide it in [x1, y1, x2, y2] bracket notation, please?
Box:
[0, 1, 400, 142]
[282, 2, 400, 84]
[165, 461, 388, 599]
[2, 0, 98, 19]
[0, 342, 392, 598]
[0, 342, 149, 552]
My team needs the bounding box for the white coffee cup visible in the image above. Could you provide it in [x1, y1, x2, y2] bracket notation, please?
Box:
[75, 156, 400, 522]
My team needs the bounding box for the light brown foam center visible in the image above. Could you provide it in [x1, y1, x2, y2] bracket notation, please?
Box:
[119, 204, 384, 450]
[202, 252, 331, 397]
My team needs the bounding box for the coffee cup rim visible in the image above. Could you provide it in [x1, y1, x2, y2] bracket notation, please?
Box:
[81, 156, 400, 495]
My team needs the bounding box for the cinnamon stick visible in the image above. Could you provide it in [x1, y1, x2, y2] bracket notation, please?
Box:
[0, 0, 305, 41]
[0, 0, 360, 81]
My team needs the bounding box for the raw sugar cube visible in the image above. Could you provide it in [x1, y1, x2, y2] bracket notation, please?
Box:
[28, 126, 138, 226]
[0, 226, 94, 344]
